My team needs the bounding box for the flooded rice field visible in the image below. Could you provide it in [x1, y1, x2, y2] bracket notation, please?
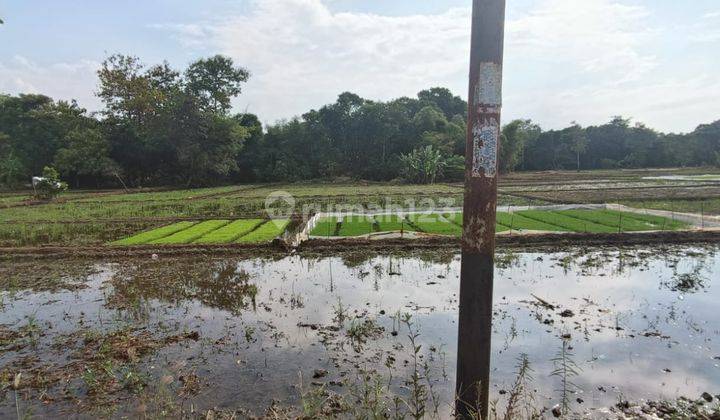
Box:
[1, 246, 720, 418]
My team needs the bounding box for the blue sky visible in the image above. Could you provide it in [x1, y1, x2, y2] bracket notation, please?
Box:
[1, 0, 718, 132]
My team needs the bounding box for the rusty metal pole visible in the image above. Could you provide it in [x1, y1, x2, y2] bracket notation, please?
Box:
[455, 0, 506, 418]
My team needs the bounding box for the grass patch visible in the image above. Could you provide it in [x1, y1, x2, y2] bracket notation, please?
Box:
[407, 213, 462, 236]
[495, 212, 564, 232]
[150, 220, 230, 244]
[518, 211, 618, 233]
[441, 212, 510, 233]
[604, 210, 689, 230]
[338, 215, 376, 237]
[76, 185, 245, 203]
[193, 219, 266, 244]
[310, 217, 340, 237]
[619, 199, 720, 217]
[236, 220, 290, 244]
[374, 214, 418, 233]
[557, 210, 684, 232]
[111, 222, 198, 246]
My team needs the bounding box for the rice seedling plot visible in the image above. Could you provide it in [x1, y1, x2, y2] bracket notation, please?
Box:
[496, 212, 568, 232]
[194, 219, 266, 244]
[436, 212, 491, 232]
[602, 209, 689, 230]
[236, 220, 290, 244]
[310, 217, 341, 237]
[313, 209, 687, 237]
[557, 210, 684, 231]
[375, 214, 418, 233]
[111, 221, 198, 245]
[519, 210, 617, 233]
[151, 220, 230, 245]
[338, 215, 376, 237]
[407, 213, 462, 236]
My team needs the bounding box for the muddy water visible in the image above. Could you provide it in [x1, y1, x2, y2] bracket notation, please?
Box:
[1, 246, 719, 417]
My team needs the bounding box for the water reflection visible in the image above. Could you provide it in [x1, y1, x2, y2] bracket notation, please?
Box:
[0, 245, 718, 418]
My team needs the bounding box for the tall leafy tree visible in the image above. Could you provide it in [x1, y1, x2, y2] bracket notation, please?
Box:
[55, 128, 120, 187]
[185, 55, 250, 114]
[564, 122, 588, 172]
[500, 119, 541, 173]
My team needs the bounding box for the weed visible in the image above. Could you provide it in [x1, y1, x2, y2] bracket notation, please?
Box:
[346, 318, 384, 352]
[551, 338, 582, 415]
[332, 299, 349, 325]
[244, 326, 256, 343]
[503, 353, 535, 420]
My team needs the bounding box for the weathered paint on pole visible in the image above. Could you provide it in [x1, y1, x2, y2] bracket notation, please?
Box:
[455, 0, 505, 418]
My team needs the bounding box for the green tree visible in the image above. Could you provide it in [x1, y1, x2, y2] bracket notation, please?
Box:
[185, 55, 250, 114]
[55, 128, 120, 187]
[165, 93, 248, 186]
[501, 119, 540, 173]
[0, 132, 25, 188]
[691, 120, 720, 166]
[565, 122, 588, 172]
[417, 87, 467, 120]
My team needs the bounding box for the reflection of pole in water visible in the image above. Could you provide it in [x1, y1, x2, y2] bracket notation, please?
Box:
[455, 0, 506, 418]
[329, 258, 334, 293]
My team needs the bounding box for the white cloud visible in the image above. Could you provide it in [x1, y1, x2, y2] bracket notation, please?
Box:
[154, 0, 677, 129]
[204, 0, 472, 125]
[0, 56, 101, 110]
[3, 0, 716, 133]
[688, 11, 720, 43]
[507, 0, 656, 83]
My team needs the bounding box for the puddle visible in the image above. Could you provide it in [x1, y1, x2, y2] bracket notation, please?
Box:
[1, 246, 719, 417]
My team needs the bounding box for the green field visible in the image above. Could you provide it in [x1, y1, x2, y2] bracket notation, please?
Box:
[236, 220, 290, 244]
[193, 219, 266, 244]
[376, 214, 418, 233]
[519, 210, 617, 233]
[111, 219, 290, 245]
[111, 221, 198, 246]
[496, 212, 569, 232]
[310, 216, 341, 237]
[0, 173, 708, 247]
[338, 215, 376, 237]
[151, 220, 231, 244]
[309, 209, 689, 238]
[406, 214, 462, 236]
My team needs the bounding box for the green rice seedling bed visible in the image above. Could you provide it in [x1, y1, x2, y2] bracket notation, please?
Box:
[445, 212, 511, 233]
[151, 220, 230, 244]
[557, 210, 653, 232]
[602, 210, 688, 230]
[338, 215, 376, 237]
[496, 212, 568, 232]
[374, 214, 418, 233]
[111, 221, 198, 245]
[194, 219, 266, 244]
[519, 211, 616, 233]
[407, 214, 462, 236]
[310, 217, 341, 237]
[236, 220, 290, 243]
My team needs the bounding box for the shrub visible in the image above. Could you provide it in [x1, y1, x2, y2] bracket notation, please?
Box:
[33, 166, 68, 200]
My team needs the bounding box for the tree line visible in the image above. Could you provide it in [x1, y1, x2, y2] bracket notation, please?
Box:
[1, 54, 719, 189]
